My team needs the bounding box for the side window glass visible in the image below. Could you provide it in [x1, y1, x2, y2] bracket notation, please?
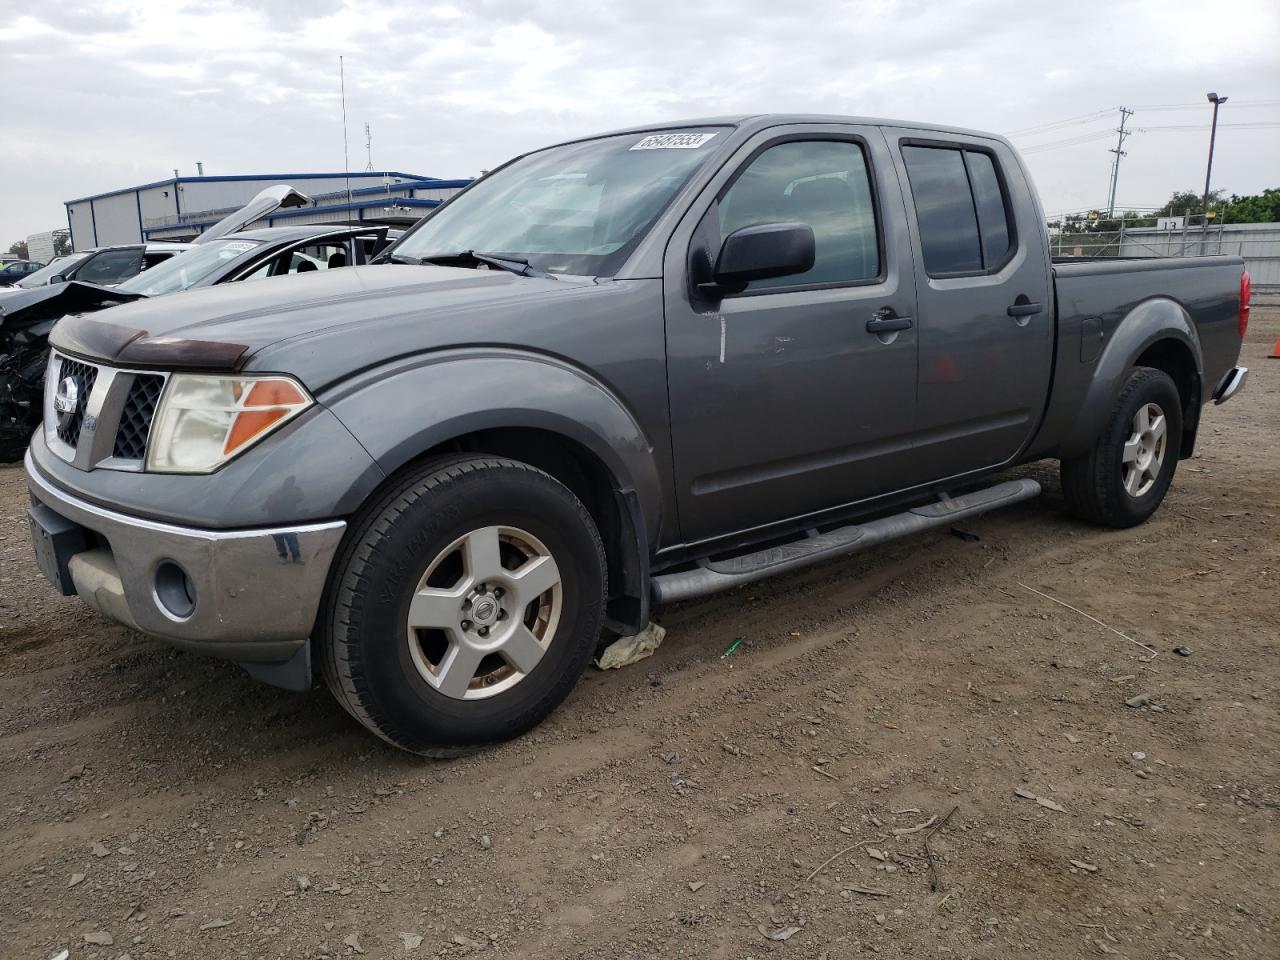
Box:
[717, 140, 879, 291]
[289, 244, 348, 273]
[76, 249, 144, 284]
[965, 151, 1012, 267]
[239, 259, 276, 282]
[901, 146, 982, 276]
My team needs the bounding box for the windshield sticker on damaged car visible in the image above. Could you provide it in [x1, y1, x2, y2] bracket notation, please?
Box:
[630, 132, 718, 151]
[223, 242, 257, 253]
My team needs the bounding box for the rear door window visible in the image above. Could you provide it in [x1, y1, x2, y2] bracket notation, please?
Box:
[239, 241, 352, 281]
[901, 147, 982, 276]
[75, 248, 144, 284]
[966, 152, 1012, 267]
[901, 144, 1015, 277]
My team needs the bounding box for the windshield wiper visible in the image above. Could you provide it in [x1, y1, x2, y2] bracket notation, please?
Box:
[381, 253, 424, 265]
[416, 250, 555, 279]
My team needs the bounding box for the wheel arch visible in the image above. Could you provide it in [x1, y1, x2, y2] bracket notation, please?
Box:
[1132, 337, 1201, 458]
[323, 352, 661, 634]
[1059, 297, 1204, 460]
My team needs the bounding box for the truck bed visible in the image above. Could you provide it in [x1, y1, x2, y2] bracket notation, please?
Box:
[1028, 254, 1246, 461]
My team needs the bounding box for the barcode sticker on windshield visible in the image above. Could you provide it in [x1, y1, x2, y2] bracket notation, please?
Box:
[630, 132, 718, 151]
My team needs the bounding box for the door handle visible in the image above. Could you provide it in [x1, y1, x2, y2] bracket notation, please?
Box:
[866, 308, 913, 334]
[1007, 300, 1043, 318]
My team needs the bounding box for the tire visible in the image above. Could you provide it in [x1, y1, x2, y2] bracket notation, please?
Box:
[318, 455, 607, 756]
[1060, 366, 1182, 528]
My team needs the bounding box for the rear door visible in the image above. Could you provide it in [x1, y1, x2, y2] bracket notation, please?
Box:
[663, 124, 919, 544]
[886, 131, 1053, 480]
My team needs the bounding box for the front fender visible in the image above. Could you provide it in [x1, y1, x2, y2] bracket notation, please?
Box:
[1059, 297, 1203, 459]
[322, 349, 664, 545]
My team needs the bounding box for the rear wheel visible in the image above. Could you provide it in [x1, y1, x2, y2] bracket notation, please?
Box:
[319, 456, 606, 755]
[1060, 366, 1182, 528]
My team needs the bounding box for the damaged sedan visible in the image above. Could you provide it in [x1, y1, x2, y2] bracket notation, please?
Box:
[0, 187, 391, 461]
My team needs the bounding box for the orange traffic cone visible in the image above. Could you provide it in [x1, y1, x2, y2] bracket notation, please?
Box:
[1271, 334, 1280, 359]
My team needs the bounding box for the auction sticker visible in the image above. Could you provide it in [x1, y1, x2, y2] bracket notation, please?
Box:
[630, 132, 718, 150]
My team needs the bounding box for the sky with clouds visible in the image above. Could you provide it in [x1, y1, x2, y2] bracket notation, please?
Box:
[1, 0, 1277, 245]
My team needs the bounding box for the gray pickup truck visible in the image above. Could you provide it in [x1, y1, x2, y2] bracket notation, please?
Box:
[25, 115, 1250, 755]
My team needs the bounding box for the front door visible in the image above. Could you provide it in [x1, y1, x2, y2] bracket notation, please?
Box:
[887, 131, 1054, 480]
[664, 126, 919, 546]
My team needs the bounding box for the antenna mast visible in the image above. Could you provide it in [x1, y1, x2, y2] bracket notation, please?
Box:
[364, 122, 374, 172]
[340, 56, 352, 206]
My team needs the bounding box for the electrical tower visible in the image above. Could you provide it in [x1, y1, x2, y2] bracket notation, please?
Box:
[1105, 107, 1134, 217]
[364, 123, 374, 172]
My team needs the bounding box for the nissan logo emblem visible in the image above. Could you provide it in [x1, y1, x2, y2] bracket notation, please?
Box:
[53, 375, 80, 428]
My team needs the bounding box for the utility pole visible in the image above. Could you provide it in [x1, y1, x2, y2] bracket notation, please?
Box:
[1202, 92, 1228, 232]
[1106, 106, 1134, 218]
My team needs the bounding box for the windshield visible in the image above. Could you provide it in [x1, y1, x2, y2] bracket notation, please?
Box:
[17, 253, 92, 288]
[117, 239, 263, 296]
[392, 127, 727, 277]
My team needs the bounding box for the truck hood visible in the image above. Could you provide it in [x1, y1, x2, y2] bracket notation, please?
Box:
[49, 264, 598, 378]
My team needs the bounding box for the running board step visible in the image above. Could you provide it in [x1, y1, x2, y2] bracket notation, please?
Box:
[651, 478, 1041, 605]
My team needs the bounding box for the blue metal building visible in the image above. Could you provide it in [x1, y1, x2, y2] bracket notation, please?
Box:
[65, 171, 472, 250]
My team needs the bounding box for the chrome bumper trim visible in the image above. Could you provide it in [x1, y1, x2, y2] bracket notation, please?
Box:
[1213, 365, 1247, 405]
[25, 450, 345, 658]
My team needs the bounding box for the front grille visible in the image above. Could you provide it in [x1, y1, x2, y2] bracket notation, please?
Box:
[112, 374, 165, 461]
[46, 352, 169, 470]
[54, 357, 98, 449]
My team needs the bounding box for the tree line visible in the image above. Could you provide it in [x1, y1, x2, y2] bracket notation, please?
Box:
[7, 235, 73, 261]
[1055, 187, 1280, 234]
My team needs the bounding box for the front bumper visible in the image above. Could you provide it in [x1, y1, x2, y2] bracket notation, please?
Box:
[25, 450, 346, 664]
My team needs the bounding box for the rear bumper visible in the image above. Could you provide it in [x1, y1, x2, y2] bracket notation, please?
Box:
[24, 449, 345, 664]
[1213, 365, 1247, 404]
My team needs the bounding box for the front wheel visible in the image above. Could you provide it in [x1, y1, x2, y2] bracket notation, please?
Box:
[318, 456, 606, 756]
[1060, 366, 1183, 528]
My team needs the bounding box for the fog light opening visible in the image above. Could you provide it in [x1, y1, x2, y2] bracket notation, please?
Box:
[154, 560, 196, 620]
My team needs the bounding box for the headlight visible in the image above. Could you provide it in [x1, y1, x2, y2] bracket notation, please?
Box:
[145, 373, 312, 473]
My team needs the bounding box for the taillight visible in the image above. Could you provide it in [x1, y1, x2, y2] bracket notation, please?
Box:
[1239, 271, 1251, 339]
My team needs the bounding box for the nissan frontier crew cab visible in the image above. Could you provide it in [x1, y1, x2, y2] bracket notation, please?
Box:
[25, 115, 1250, 755]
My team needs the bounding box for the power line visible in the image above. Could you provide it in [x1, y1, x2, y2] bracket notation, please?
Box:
[1005, 109, 1115, 137]
[1018, 120, 1280, 156]
[1007, 100, 1280, 139]
[1140, 121, 1280, 130]
[1128, 99, 1280, 111]
[1018, 130, 1116, 154]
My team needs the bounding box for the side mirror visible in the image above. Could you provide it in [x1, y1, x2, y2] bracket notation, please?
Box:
[702, 222, 815, 295]
[49, 275, 66, 284]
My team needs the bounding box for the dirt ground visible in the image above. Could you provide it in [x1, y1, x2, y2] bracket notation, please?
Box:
[2, 310, 1277, 960]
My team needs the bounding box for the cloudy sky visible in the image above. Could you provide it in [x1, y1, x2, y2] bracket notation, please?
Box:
[2, 0, 1277, 245]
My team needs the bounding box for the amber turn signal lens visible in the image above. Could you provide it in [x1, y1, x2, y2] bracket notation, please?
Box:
[223, 379, 310, 455]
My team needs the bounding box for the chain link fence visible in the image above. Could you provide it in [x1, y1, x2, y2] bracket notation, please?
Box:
[1049, 215, 1280, 293]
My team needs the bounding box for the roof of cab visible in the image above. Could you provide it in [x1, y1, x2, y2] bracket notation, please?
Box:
[569, 113, 1011, 147]
[227, 224, 385, 243]
[82, 242, 195, 254]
